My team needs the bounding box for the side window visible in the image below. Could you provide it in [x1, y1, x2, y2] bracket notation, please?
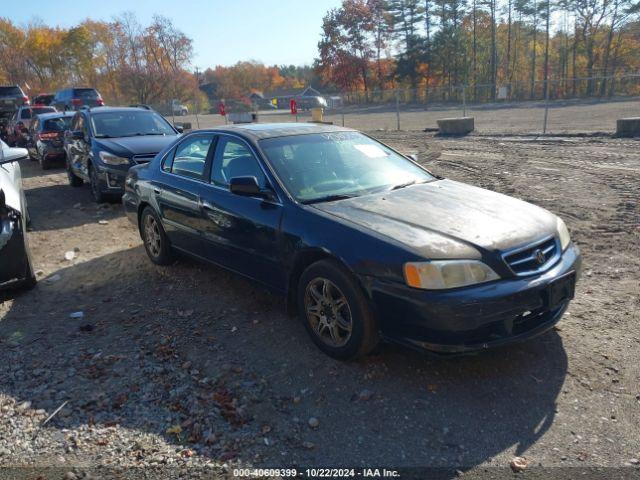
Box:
[211, 137, 266, 188]
[167, 134, 214, 179]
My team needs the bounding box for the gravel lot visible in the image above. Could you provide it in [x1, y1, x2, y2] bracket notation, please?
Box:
[0, 132, 639, 478]
[177, 97, 640, 135]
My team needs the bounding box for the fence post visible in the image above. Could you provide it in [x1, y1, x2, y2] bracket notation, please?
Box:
[395, 89, 400, 131]
[542, 78, 550, 135]
[194, 98, 200, 129]
[462, 85, 467, 117]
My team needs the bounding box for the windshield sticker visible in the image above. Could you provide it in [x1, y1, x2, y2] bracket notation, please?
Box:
[353, 144, 388, 158]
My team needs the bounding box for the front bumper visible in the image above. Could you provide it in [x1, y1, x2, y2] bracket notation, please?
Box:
[95, 164, 128, 193]
[368, 243, 582, 353]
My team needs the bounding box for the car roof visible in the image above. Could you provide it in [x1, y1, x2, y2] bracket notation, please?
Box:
[37, 111, 75, 120]
[82, 106, 154, 115]
[208, 122, 356, 140]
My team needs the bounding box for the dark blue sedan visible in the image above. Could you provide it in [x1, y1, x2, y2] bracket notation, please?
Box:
[123, 123, 581, 359]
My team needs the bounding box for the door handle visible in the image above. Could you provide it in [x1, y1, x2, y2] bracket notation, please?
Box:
[153, 188, 162, 195]
[200, 200, 215, 211]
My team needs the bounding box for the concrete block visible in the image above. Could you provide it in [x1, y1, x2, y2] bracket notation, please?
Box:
[229, 112, 259, 124]
[437, 117, 474, 135]
[616, 117, 640, 137]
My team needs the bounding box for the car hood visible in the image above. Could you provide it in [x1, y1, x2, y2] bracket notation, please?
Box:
[95, 135, 177, 157]
[312, 179, 558, 259]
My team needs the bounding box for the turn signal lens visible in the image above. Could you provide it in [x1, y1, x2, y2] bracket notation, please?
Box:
[404, 260, 500, 290]
[557, 217, 571, 251]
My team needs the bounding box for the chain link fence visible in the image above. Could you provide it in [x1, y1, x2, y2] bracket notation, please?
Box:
[157, 74, 640, 136]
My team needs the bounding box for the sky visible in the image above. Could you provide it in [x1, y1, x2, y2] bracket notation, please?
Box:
[3, 0, 343, 69]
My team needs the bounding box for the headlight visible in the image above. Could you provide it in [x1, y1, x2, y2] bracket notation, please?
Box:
[99, 151, 130, 165]
[404, 260, 500, 290]
[557, 217, 571, 251]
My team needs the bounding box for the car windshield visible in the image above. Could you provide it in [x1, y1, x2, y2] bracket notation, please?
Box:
[43, 117, 73, 132]
[21, 107, 56, 119]
[90, 111, 175, 138]
[260, 131, 434, 203]
[74, 88, 99, 99]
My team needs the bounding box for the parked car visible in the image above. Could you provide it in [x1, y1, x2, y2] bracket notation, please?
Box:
[26, 111, 75, 169]
[53, 87, 104, 111]
[64, 106, 181, 203]
[295, 96, 327, 111]
[170, 100, 188, 116]
[32, 93, 55, 106]
[0, 85, 30, 114]
[123, 123, 581, 359]
[1, 86, 30, 143]
[0, 141, 36, 290]
[7, 106, 57, 147]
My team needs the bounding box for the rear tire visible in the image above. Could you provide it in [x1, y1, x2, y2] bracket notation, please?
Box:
[140, 207, 173, 266]
[40, 154, 51, 170]
[297, 259, 379, 360]
[67, 158, 83, 187]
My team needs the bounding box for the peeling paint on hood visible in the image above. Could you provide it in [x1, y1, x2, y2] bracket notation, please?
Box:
[312, 179, 558, 259]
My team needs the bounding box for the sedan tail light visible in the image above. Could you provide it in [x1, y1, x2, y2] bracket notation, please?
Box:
[97, 98, 104, 106]
[71, 98, 82, 106]
[22, 96, 30, 105]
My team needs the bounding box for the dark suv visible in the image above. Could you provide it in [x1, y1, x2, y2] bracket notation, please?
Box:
[64, 106, 180, 203]
[0, 85, 29, 114]
[1, 86, 30, 142]
[53, 88, 104, 111]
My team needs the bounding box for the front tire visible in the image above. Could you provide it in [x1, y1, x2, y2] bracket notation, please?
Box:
[40, 153, 51, 170]
[140, 207, 173, 265]
[89, 164, 106, 203]
[297, 259, 379, 360]
[67, 157, 83, 187]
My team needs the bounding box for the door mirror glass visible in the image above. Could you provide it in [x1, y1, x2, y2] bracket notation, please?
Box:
[0, 146, 29, 165]
[174, 124, 184, 134]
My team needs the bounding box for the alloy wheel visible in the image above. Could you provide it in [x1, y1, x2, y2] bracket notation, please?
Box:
[304, 277, 353, 347]
[144, 214, 162, 258]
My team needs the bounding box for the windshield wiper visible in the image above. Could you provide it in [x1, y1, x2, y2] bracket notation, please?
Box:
[302, 193, 356, 205]
[389, 179, 428, 191]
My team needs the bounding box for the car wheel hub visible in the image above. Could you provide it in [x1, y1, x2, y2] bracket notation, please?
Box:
[305, 278, 352, 347]
[144, 215, 161, 258]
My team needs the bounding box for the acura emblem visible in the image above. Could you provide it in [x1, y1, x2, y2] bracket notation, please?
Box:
[533, 249, 546, 265]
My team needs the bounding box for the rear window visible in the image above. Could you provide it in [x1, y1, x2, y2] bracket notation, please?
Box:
[21, 107, 56, 119]
[0, 86, 22, 96]
[73, 88, 99, 99]
[43, 117, 73, 132]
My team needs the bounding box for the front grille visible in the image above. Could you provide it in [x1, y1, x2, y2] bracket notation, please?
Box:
[132, 154, 156, 164]
[503, 236, 559, 276]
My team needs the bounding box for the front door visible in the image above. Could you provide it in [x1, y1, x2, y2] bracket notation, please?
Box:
[199, 134, 285, 291]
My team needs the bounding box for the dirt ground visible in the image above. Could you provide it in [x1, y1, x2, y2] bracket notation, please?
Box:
[0, 131, 639, 478]
[178, 97, 640, 135]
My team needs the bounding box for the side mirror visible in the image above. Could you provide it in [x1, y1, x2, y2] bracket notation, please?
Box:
[229, 176, 272, 199]
[68, 130, 84, 140]
[408, 154, 418, 162]
[0, 147, 29, 165]
[174, 124, 184, 134]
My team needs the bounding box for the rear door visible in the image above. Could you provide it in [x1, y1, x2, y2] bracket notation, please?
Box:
[199, 134, 286, 290]
[153, 133, 216, 253]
